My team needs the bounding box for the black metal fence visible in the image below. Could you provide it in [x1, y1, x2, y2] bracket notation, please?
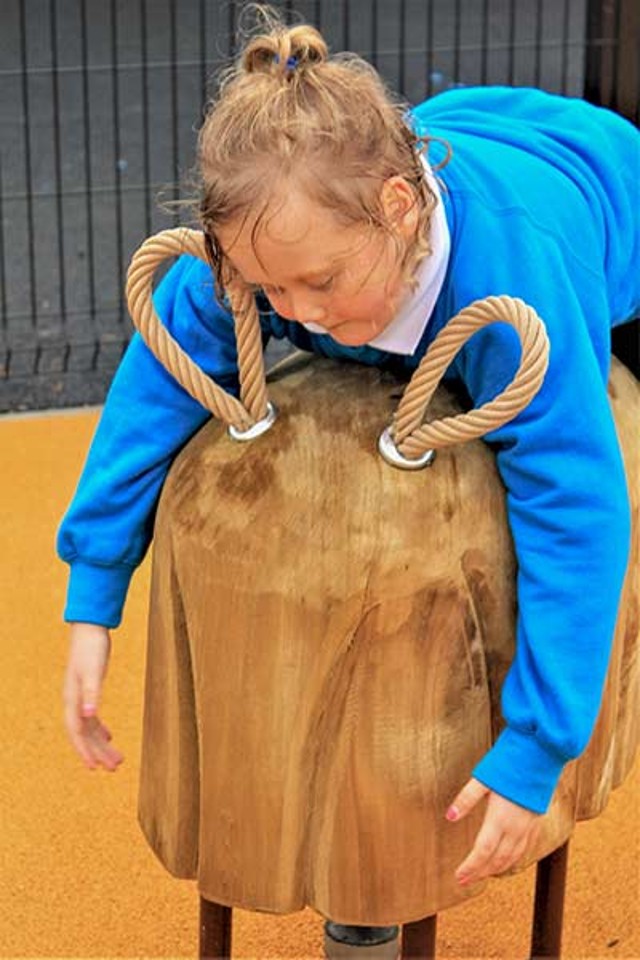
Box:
[0, 0, 637, 411]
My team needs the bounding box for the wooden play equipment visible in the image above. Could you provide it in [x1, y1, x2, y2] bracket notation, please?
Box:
[126, 230, 639, 958]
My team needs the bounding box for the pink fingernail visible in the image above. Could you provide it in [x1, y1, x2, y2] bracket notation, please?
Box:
[82, 703, 96, 715]
[457, 873, 469, 886]
[445, 805, 460, 821]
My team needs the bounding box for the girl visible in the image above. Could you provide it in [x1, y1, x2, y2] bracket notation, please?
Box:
[59, 6, 638, 954]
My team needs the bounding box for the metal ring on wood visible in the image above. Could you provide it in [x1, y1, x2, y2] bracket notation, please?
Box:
[378, 427, 436, 470]
[228, 401, 279, 442]
[386, 296, 549, 464]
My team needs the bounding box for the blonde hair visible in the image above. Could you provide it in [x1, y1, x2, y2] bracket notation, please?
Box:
[199, 4, 444, 298]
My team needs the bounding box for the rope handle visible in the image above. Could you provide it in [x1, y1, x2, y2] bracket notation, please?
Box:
[394, 296, 550, 459]
[125, 227, 267, 432]
[125, 228, 550, 455]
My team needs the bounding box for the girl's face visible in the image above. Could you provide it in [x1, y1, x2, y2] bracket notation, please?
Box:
[217, 180, 416, 347]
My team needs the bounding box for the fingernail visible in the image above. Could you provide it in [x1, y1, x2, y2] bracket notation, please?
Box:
[456, 872, 469, 885]
[445, 805, 460, 821]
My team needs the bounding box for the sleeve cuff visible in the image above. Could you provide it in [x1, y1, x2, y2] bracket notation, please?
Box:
[63, 559, 135, 629]
[472, 726, 568, 814]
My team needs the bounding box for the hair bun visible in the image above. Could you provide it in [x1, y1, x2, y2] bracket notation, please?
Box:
[242, 22, 328, 77]
[285, 25, 328, 66]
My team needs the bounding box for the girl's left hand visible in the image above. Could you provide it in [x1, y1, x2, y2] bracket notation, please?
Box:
[447, 778, 541, 886]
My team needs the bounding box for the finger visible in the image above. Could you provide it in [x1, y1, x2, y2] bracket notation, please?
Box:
[87, 734, 124, 771]
[446, 778, 489, 822]
[483, 830, 531, 881]
[63, 686, 98, 768]
[101, 723, 113, 742]
[83, 717, 123, 770]
[89, 721, 123, 768]
[66, 716, 99, 769]
[64, 700, 120, 771]
[469, 834, 521, 883]
[63, 674, 98, 764]
[456, 817, 535, 885]
[455, 821, 502, 885]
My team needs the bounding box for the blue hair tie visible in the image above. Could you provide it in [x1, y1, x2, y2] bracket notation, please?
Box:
[274, 53, 299, 72]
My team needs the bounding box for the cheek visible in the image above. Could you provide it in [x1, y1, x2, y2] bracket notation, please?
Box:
[334, 285, 390, 320]
[266, 292, 292, 318]
[338, 253, 401, 317]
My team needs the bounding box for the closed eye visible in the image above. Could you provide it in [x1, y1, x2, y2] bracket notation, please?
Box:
[308, 276, 334, 292]
[247, 276, 334, 296]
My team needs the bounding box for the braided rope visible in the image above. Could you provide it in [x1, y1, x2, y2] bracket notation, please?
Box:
[125, 228, 266, 430]
[225, 279, 269, 420]
[125, 230, 549, 454]
[394, 296, 549, 457]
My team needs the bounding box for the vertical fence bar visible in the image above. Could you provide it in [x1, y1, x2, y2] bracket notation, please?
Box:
[533, 0, 543, 88]
[584, 0, 616, 108]
[79, 0, 97, 333]
[62, 339, 71, 374]
[0, 156, 7, 333]
[507, 0, 517, 84]
[560, 0, 570, 94]
[584, 0, 603, 103]
[140, 0, 152, 237]
[426, 0, 435, 95]
[169, 0, 180, 224]
[399, 0, 406, 95]
[343, 0, 350, 51]
[370, 0, 378, 68]
[110, 0, 125, 323]
[199, 0, 207, 108]
[18, 0, 38, 330]
[228, 0, 237, 57]
[49, 0, 67, 335]
[453, 0, 462, 82]
[615, 0, 638, 121]
[480, 0, 490, 85]
[612, 0, 622, 110]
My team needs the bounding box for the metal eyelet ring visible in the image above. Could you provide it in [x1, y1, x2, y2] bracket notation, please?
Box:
[378, 426, 436, 470]
[228, 401, 278, 442]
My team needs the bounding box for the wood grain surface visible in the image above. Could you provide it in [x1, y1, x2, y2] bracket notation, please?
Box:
[138, 354, 639, 925]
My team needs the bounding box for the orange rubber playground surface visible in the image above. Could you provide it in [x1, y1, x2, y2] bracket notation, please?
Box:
[1, 406, 638, 959]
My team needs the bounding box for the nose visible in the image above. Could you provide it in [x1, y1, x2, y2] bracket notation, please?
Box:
[287, 293, 327, 325]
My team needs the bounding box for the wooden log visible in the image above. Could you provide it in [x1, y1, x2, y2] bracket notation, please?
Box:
[574, 359, 640, 816]
[138, 353, 638, 924]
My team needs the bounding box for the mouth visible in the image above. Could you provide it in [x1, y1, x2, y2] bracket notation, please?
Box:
[328, 324, 372, 346]
[301, 315, 378, 347]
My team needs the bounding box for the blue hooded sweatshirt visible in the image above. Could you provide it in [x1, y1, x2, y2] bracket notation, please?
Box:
[57, 87, 639, 814]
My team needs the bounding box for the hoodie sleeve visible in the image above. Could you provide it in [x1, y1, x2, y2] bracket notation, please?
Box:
[451, 245, 632, 813]
[419, 88, 638, 813]
[57, 255, 247, 629]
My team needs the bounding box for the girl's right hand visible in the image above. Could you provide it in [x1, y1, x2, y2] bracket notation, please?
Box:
[63, 622, 124, 771]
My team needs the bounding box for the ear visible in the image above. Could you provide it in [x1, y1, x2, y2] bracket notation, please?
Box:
[380, 176, 419, 237]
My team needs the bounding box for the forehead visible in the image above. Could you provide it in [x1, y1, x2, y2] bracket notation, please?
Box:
[218, 186, 361, 282]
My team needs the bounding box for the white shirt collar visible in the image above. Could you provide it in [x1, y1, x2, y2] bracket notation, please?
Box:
[303, 159, 450, 356]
